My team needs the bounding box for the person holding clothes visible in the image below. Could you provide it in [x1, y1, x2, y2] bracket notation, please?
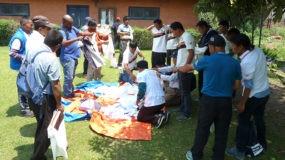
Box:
[173, 35, 242, 160]
[119, 41, 144, 84]
[9, 16, 33, 117]
[196, 20, 218, 97]
[226, 34, 271, 160]
[59, 14, 93, 98]
[28, 30, 65, 160]
[156, 51, 180, 107]
[170, 22, 196, 121]
[166, 25, 178, 66]
[81, 16, 93, 78]
[136, 60, 169, 128]
[218, 20, 231, 55]
[117, 16, 134, 68]
[146, 19, 168, 68]
[112, 17, 122, 49]
[83, 19, 108, 82]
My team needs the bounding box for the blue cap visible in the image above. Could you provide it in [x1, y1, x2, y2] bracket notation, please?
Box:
[169, 50, 178, 58]
[85, 17, 92, 22]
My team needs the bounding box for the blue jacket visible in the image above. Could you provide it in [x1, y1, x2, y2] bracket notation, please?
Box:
[9, 28, 27, 70]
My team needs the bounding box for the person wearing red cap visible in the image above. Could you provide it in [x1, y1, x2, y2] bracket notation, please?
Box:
[112, 17, 122, 49]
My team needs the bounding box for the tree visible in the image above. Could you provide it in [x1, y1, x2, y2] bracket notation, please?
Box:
[195, 0, 285, 45]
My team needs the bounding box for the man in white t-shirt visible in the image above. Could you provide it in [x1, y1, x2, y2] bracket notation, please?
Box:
[117, 16, 134, 68]
[218, 20, 232, 55]
[147, 19, 167, 68]
[166, 25, 178, 66]
[170, 22, 196, 121]
[119, 41, 144, 84]
[136, 60, 169, 128]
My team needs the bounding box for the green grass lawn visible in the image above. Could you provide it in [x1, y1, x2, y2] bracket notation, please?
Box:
[0, 46, 284, 160]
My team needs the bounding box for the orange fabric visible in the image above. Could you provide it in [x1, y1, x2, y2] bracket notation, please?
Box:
[90, 111, 151, 141]
[96, 97, 118, 107]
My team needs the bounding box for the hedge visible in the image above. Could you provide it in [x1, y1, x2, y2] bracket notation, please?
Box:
[0, 19, 19, 46]
[0, 18, 201, 48]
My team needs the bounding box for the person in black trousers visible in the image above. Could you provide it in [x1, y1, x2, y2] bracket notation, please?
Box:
[174, 35, 242, 160]
[196, 20, 218, 97]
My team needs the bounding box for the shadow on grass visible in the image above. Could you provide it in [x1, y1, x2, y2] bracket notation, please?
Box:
[6, 103, 19, 117]
[20, 123, 36, 137]
[75, 73, 84, 78]
[13, 144, 34, 160]
[13, 144, 53, 160]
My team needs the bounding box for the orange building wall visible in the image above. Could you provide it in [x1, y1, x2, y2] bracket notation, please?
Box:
[0, 0, 198, 28]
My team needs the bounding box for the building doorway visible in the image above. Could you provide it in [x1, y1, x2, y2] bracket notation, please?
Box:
[99, 7, 116, 25]
[67, 5, 89, 28]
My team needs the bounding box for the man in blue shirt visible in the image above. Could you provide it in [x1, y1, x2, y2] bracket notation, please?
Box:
[173, 35, 242, 160]
[59, 15, 93, 98]
[9, 16, 33, 117]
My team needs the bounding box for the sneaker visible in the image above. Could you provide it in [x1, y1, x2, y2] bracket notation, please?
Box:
[20, 110, 34, 118]
[225, 147, 245, 160]
[155, 114, 165, 128]
[176, 114, 191, 121]
[162, 111, 170, 125]
[117, 66, 123, 70]
[172, 107, 182, 114]
[186, 151, 193, 160]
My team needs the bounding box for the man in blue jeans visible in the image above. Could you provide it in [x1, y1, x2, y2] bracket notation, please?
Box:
[59, 15, 93, 98]
[174, 35, 242, 160]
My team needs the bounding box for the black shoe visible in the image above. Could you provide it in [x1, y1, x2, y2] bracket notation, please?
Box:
[155, 114, 165, 128]
[20, 110, 34, 118]
[172, 107, 182, 114]
[176, 114, 191, 121]
[162, 111, 170, 125]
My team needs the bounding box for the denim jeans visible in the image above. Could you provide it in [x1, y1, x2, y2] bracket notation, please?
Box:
[119, 70, 134, 84]
[61, 59, 78, 97]
[178, 72, 193, 117]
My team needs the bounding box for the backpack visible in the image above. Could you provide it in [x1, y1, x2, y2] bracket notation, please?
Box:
[17, 50, 50, 105]
[56, 28, 69, 57]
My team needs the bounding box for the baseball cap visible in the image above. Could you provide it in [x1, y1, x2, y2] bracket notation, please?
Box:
[116, 17, 121, 21]
[208, 35, 226, 47]
[169, 50, 178, 58]
[85, 17, 92, 22]
[32, 16, 55, 28]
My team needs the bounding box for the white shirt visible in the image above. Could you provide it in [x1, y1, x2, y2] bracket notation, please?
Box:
[176, 31, 195, 68]
[240, 46, 270, 98]
[122, 46, 140, 70]
[11, 31, 30, 50]
[25, 30, 45, 62]
[166, 33, 178, 50]
[158, 65, 179, 89]
[220, 33, 232, 54]
[137, 69, 165, 107]
[117, 24, 133, 40]
[151, 27, 167, 53]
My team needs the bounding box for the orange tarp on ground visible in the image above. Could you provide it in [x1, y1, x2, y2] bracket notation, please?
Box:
[63, 88, 152, 141]
[90, 111, 152, 141]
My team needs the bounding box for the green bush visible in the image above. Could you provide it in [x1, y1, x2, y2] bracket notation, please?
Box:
[186, 28, 201, 43]
[0, 19, 19, 46]
[133, 27, 153, 50]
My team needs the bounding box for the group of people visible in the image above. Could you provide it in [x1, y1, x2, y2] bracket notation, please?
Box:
[9, 14, 270, 160]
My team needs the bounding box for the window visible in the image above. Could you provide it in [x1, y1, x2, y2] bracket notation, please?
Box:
[129, 7, 159, 20]
[0, 3, 29, 16]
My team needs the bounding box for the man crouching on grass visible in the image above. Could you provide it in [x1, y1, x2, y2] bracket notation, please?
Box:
[136, 60, 170, 128]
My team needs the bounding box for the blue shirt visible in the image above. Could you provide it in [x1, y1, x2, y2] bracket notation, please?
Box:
[193, 52, 242, 97]
[59, 25, 81, 62]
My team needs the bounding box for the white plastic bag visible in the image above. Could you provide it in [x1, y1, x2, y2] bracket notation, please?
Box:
[48, 110, 68, 160]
